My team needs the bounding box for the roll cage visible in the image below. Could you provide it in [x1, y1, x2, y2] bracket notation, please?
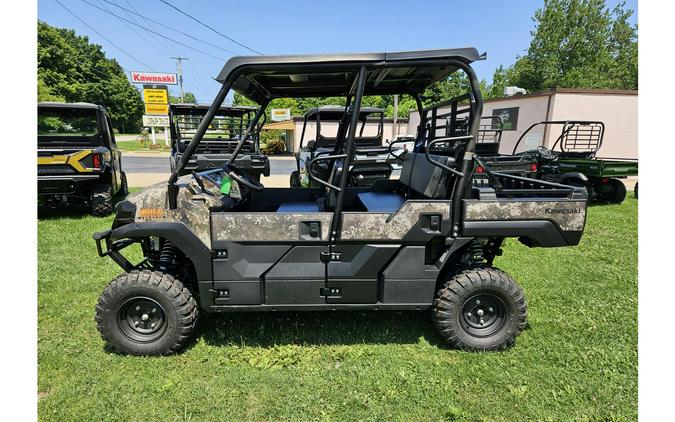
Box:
[299, 105, 385, 151]
[168, 48, 486, 230]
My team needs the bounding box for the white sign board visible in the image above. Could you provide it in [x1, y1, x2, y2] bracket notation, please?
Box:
[131, 71, 178, 85]
[271, 108, 291, 122]
[142, 115, 170, 127]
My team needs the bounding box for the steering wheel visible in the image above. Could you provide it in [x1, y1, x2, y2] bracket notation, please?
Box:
[222, 162, 265, 192]
[536, 145, 556, 160]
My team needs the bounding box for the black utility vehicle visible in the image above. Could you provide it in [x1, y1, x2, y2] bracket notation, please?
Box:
[38, 102, 127, 216]
[94, 48, 588, 355]
[169, 103, 269, 178]
[291, 106, 398, 188]
[511, 120, 638, 203]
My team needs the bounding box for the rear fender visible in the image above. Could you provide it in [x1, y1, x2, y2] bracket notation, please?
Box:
[558, 172, 588, 185]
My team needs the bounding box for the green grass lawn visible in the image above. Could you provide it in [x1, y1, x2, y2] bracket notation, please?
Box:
[116, 139, 170, 152]
[37, 198, 637, 421]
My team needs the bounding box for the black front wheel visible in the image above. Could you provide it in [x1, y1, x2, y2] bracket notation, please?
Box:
[95, 270, 198, 355]
[432, 268, 527, 351]
[89, 184, 113, 217]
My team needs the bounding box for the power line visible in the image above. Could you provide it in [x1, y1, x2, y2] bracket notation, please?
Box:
[91, 0, 238, 56]
[121, 0, 177, 55]
[158, 0, 263, 55]
[52, 0, 157, 71]
[96, 0, 171, 57]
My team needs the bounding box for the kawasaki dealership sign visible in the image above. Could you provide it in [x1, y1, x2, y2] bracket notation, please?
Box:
[130, 71, 178, 85]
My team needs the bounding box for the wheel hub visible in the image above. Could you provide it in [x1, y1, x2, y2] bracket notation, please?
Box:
[461, 293, 507, 336]
[118, 297, 166, 342]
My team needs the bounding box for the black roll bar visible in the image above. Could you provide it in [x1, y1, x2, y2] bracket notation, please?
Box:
[307, 153, 348, 192]
[168, 80, 233, 208]
[330, 66, 367, 242]
[511, 120, 605, 155]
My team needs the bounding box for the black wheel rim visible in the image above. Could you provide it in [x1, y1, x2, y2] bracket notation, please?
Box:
[460, 293, 507, 337]
[117, 297, 167, 343]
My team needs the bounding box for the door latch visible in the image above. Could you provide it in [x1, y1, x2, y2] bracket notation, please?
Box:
[320, 251, 342, 262]
[320, 287, 342, 297]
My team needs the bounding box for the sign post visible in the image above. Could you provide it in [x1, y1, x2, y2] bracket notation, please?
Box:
[131, 72, 176, 146]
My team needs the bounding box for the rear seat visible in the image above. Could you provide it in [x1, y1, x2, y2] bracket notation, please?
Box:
[357, 152, 455, 213]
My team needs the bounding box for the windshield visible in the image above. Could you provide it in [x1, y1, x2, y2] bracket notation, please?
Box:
[38, 107, 100, 138]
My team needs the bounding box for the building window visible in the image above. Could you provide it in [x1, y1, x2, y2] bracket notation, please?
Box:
[493, 107, 519, 131]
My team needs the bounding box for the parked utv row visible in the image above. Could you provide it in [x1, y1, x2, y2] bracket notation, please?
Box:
[92, 47, 591, 356]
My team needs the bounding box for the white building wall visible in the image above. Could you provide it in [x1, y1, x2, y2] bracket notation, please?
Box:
[547, 92, 637, 159]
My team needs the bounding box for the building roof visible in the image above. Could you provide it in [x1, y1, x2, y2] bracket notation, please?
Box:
[214, 47, 485, 103]
[484, 87, 638, 103]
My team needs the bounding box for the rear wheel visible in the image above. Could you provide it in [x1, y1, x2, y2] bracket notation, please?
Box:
[95, 270, 198, 355]
[634, 181, 638, 199]
[606, 178, 627, 204]
[432, 268, 527, 351]
[290, 170, 301, 187]
[90, 184, 113, 216]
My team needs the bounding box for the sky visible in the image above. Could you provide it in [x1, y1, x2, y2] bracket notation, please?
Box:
[37, 0, 638, 103]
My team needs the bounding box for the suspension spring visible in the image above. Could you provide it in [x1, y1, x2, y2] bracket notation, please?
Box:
[158, 240, 177, 271]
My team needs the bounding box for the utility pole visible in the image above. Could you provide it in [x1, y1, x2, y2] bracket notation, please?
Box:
[392, 94, 399, 137]
[171, 56, 188, 102]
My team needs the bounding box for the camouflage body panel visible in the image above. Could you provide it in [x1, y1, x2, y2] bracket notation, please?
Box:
[341, 201, 451, 240]
[127, 176, 212, 247]
[212, 213, 333, 242]
[463, 200, 586, 231]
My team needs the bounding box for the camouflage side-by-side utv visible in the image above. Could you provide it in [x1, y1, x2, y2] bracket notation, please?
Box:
[38, 102, 127, 216]
[93, 48, 588, 355]
[291, 106, 399, 188]
[168, 103, 270, 179]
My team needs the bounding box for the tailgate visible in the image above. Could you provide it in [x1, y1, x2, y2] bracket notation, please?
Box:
[463, 174, 588, 247]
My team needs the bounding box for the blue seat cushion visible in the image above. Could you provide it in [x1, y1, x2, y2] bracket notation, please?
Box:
[277, 201, 320, 212]
[357, 192, 406, 213]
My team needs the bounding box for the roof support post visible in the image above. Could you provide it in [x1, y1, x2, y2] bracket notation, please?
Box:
[451, 61, 484, 231]
[330, 66, 367, 242]
[228, 101, 269, 164]
[168, 80, 232, 208]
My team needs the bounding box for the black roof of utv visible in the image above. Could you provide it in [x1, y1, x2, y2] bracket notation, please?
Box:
[215, 48, 485, 103]
[304, 105, 383, 121]
[38, 102, 105, 111]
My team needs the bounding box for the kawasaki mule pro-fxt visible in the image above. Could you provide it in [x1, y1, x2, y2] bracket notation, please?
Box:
[93, 48, 588, 355]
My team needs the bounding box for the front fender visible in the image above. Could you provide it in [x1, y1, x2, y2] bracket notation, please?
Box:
[111, 221, 213, 281]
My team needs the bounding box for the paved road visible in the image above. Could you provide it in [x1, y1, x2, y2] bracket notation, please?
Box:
[122, 155, 296, 175]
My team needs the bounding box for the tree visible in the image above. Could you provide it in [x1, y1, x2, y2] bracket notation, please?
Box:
[37, 21, 145, 132]
[169, 91, 197, 104]
[492, 0, 637, 93]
